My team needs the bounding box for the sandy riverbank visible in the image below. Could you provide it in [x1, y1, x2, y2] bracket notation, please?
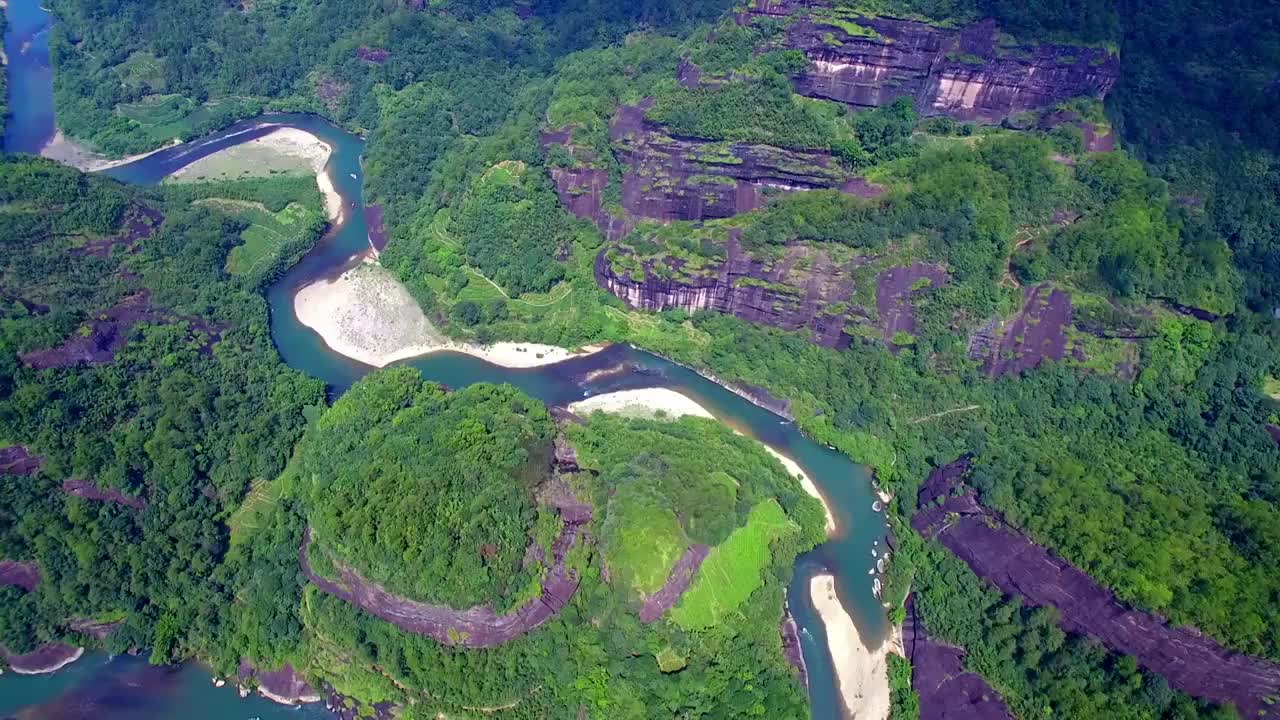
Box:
[294, 264, 604, 369]
[168, 127, 342, 222]
[40, 132, 181, 173]
[811, 573, 899, 720]
[569, 388, 837, 536]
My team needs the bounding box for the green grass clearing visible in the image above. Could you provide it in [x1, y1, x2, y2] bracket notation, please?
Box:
[669, 499, 795, 630]
[116, 52, 166, 92]
[228, 474, 288, 544]
[198, 200, 319, 278]
[1264, 375, 1280, 401]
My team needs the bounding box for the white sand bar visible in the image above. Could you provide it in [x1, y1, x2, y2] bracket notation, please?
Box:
[41, 132, 180, 172]
[811, 573, 899, 720]
[167, 127, 342, 221]
[294, 264, 604, 369]
[569, 388, 837, 536]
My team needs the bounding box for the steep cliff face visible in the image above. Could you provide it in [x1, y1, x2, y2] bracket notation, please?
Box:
[542, 100, 878, 240]
[595, 238, 860, 347]
[744, 0, 1119, 124]
[594, 233, 947, 349]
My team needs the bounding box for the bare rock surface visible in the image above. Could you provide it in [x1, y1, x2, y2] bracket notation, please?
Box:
[300, 492, 592, 648]
[742, 0, 1119, 124]
[0, 559, 40, 592]
[0, 445, 42, 476]
[780, 607, 809, 688]
[20, 290, 223, 370]
[970, 284, 1072, 376]
[66, 616, 123, 640]
[912, 458, 1280, 718]
[902, 594, 1011, 720]
[638, 544, 710, 623]
[876, 262, 948, 351]
[542, 99, 876, 240]
[596, 234, 865, 348]
[72, 204, 163, 258]
[61, 479, 146, 511]
[237, 660, 321, 705]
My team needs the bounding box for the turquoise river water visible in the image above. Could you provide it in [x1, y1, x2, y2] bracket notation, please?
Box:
[2, 1, 889, 716]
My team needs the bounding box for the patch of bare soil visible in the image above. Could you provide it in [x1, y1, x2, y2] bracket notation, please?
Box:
[912, 459, 1280, 719]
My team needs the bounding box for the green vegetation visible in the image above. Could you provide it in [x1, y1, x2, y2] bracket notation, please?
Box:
[647, 75, 843, 149]
[300, 370, 553, 608]
[161, 175, 325, 290]
[600, 483, 685, 596]
[217, 202, 321, 279]
[887, 653, 919, 720]
[0, 157, 324, 659]
[13, 0, 1280, 715]
[670, 499, 795, 630]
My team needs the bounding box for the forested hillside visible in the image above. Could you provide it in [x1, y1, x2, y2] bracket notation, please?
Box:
[5, 0, 1280, 717]
[221, 370, 824, 718]
[0, 157, 325, 661]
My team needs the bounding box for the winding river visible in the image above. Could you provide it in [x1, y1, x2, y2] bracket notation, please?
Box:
[2, 1, 888, 717]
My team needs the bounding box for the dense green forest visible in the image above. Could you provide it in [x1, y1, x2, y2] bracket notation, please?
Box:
[0, 157, 325, 660]
[221, 376, 823, 718]
[4, 0, 1280, 716]
[300, 371, 554, 609]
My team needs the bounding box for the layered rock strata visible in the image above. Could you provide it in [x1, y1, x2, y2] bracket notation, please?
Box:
[542, 100, 875, 240]
[596, 233, 951, 349]
[743, 0, 1119, 124]
[595, 235, 865, 348]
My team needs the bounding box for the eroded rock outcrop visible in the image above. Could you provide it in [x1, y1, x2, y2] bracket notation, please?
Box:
[903, 594, 1012, 720]
[0, 445, 42, 476]
[969, 283, 1073, 376]
[876, 262, 947, 351]
[912, 459, 1280, 718]
[20, 290, 224, 370]
[596, 232, 951, 349]
[744, 0, 1119, 124]
[542, 99, 877, 240]
[2, 643, 84, 674]
[0, 560, 40, 592]
[237, 660, 322, 705]
[61, 479, 146, 511]
[595, 234, 863, 348]
[780, 607, 809, 687]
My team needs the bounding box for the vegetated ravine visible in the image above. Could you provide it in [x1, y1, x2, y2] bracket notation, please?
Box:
[0, 2, 888, 717]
